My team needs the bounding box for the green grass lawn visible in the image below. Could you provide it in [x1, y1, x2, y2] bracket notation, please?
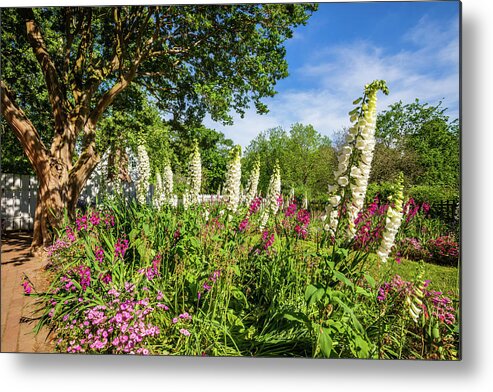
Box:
[300, 239, 460, 298]
[368, 256, 460, 297]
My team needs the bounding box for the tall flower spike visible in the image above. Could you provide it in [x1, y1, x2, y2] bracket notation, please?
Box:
[260, 160, 281, 230]
[162, 163, 174, 206]
[223, 145, 242, 213]
[136, 144, 150, 205]
[245, 157, 260, 204]
[326, 80, 389, 239]
[406, 264, 425, 323]
[376, 173, 404, 263]
[267, 160, 282, 215]
[188, 141, 202, 205]
[153, 171, 164, 209]
[346, 85, 381, 237]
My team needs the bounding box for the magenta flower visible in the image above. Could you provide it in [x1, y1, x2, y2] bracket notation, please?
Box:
[21, 279, 32, 295]
[89, 212, 101, 226]
[285, 202, 297, 217]
[114, 238, 129, 259]
[179, 328, 191, 337]
[66, 226, 76, 242]
[100, 273, 112, 284]
[262, 230, 275, 250]
[77, 266, 91, 291]
[104, 214, 115, 228]
[238, 218, 249, 232]
[95, 246, 104, 263]
[75, 214, 88, 231]
[248, 197, 262, 215]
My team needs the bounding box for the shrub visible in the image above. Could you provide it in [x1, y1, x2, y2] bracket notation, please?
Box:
[426, 236, 460, 266]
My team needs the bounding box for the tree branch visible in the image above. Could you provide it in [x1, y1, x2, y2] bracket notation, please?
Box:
[1, 80, 49, 177]
[20, 8, 67, 134]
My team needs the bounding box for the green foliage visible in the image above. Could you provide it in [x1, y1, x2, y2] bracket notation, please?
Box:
[243, 123, 336, 198]
[372, 100, 459, 189]
[1, 4, 317, 176]
[169, 125, 234, 194]
[367, 183, 458, 205]
[407, 185, 459, 204]
[26, 189, 459, 359]
[1, 8, 53, 174]
[97, 87, 170, 181]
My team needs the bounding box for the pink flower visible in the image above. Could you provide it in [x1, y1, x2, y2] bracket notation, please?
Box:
[21, 279, 32, 295]
[179, 328, 191, 336]
[262, 230, 275, 250]
[75, 214, 88, 231]
[114, 238, 129, 259]
[66, 226, 76, 242]
[95, 247, 104, 263]
[248, 197, 262, 215]
[285, 202, 297, 217]
[238, 218, 249, 232]
[89, 212, 101, 226]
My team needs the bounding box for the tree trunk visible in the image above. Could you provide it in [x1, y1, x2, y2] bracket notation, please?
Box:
[30, 164, 96, 253]
[30, 162, 71, 251]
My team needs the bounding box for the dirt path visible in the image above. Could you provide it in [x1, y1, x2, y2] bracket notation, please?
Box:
[1, 232, 54, 353]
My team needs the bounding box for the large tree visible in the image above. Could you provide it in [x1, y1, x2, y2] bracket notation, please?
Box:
[0, 4, 316, 249]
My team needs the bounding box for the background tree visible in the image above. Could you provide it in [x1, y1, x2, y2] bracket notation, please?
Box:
[0, 4, 316, 248]
[242, 126, 288, 195]
[168, 125, 234, 194]
[369, 99, 459, 200]
[242, 123, 336, 199]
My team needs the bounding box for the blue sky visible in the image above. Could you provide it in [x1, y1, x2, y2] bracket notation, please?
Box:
[204, 1, 460, 147]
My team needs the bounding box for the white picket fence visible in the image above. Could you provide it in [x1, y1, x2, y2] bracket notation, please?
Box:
[1, 173, 38, 231]
[0, 173, 224, 231]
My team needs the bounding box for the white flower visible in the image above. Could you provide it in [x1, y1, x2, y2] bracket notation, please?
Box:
[259, 210, 269, 231]
[245, 157, 260, 204]
[329, 195, 341, 207]
[326, 81, 389, 240]
[266, 161, 282, 215]
[162, 164, 174, 206]
[337, 176, 349, 187]
[136, 144, 150, 205]
[153, 171, 164, 209]
[376, 174, 404, 263]
[346, 84, 383, 238]
[259, 161, 281, 231]
[223, 146, 242, 213]
[182, 190, 190, 210]
[187, 143, 202, 204]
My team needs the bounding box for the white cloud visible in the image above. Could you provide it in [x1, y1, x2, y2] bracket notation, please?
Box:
[205, 15, 459, 148]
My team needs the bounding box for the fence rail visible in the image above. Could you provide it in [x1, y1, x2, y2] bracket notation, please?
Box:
[0, 173, 225, 232]
[0, 173, 38, 231]
[1, 172, 459, 232]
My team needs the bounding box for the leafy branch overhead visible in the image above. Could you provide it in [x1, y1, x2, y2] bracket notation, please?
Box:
[0, 4, 316, 249]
